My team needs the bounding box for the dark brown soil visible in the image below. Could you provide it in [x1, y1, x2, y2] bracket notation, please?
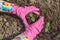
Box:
[0, 0, 60, 40]
[0, 13, 24, 40]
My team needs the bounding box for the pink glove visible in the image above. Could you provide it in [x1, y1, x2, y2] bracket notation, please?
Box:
[11, 4, 40, 29]
[22, 16, 44, 40]
[11, 4, 44, 40]
[12, 16, 44, 40]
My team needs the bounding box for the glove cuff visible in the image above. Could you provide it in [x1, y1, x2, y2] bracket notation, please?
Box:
[12, 34, 28, 40]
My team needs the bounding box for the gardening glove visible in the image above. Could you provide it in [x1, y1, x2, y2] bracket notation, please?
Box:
[11, 4, 40, 29]
[12, 16, 44, 40]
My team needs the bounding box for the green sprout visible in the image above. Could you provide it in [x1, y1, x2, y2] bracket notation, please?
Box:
[29, 13, 34, 17]
[31, 17, 35, 22]
[29, 13, 35, 22]
[44, 22, 50, 32]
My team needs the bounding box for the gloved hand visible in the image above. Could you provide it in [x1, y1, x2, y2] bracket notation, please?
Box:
[11, 4, 40, 29]
[12, 16, 44, 40]
[22, 16, 44, 40]
[12, 5, 44, 40]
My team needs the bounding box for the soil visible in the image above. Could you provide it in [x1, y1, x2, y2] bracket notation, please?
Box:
[0, 0, 60, 40]
[0, 12, 24, 40]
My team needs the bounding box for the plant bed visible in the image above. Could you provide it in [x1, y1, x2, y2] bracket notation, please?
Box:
[0, 0, 60, 40]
